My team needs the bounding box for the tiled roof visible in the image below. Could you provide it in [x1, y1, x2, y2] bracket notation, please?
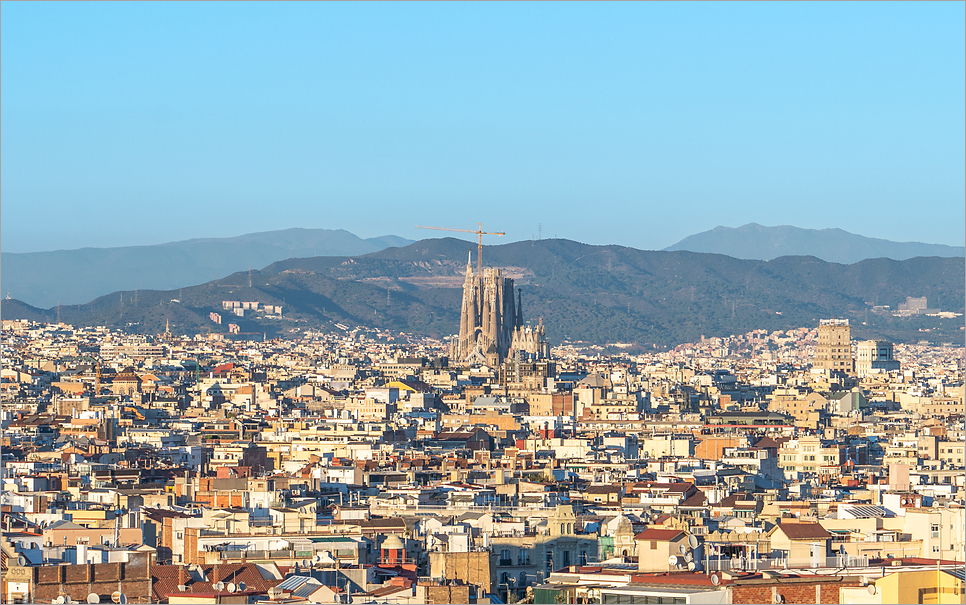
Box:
[634, 529, 685, 542]
[773, 522, 831, 540]
[586, 486, 622, 494]
[680, 490, 707, 508]
[151, 563, 283, 603]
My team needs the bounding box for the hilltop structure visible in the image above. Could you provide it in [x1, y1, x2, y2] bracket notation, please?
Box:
[451, 253, 548, 366]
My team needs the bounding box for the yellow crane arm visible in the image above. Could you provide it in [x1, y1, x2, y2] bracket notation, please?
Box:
[415, 223, 505, 274]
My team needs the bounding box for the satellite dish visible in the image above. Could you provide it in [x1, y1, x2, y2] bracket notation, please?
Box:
[687, 561, 696, 571]
[678, 544, 687, 554]
[111, 591, 122, 604]
[87, 594, 100, 604]
[685, 552, 694, 562]
[118, 596, 127, 605]
[65, 598, 75, 604]
[868, 585, 877, 596]
[54, 597, 66, 604]
[17, 555, 26, 567]
[668, 555, 679, 566]
[227, 583, 236, 593]
[688, 535, 699, 549]
[711, 573, 721, 586]
[303, 559, 310, 568]
[238, 582, 246, 592]
[214, 582, 225, 592]
[177, 585, 187, 592]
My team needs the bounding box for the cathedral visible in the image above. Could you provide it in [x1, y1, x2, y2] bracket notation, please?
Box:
[451, 253, 549, 366]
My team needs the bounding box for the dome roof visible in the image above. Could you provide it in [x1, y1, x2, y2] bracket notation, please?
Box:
[382, 534, 404, 550]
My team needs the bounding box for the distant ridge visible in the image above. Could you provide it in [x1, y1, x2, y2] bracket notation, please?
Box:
[4, 237, 962, 347]
[664, 223, 965, 264]
[1, 228, 414, 308]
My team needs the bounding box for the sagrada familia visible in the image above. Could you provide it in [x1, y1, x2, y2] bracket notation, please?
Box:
[450, 253, 549, 366]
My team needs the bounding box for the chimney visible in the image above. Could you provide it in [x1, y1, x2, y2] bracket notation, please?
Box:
[178, 565, 189, 588]
[211, 564, 220, 585]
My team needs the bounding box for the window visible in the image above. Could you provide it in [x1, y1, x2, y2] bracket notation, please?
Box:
[931, 525, 940, 539]
[500, 549, 512, 565]
[650, 541, 657, 550]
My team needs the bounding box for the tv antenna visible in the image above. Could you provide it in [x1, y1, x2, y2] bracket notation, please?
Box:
[415, 223, 505, 275]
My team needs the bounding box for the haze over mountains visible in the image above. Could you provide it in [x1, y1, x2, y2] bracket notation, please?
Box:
[3, 224, 963, 311]
[4, 237, 963, 348]
[665, 223, 966, 264]
[1, 229, 415, 309]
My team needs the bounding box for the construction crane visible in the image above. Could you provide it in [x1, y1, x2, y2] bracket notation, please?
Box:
[415, 223, 505, 275]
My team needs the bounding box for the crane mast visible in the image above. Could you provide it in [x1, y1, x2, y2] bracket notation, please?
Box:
[415, 223, 505, 275]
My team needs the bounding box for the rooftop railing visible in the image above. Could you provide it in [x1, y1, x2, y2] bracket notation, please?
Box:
[703, 554, 869, 572]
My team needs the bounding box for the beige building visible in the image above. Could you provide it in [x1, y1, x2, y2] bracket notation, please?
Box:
[343, 397, 396, 421]
[767, 389, 827, 428]
[633, 528, 689, 573]
[428, 550, 496, 596]
[896, 507, 966, 561]
[639, 435, 693, 459]
[920, 398, 966, 418]
[488, 505, 599, 596]
[938, 440, 965, 467]
[814, 319, 853, 374]
[778, 436, 844, 478]
[856, 340, 900, 377]
[766, 521, 831, 566]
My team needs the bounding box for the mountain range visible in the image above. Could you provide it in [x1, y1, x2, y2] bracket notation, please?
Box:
[3, 224, 962, 311]
[665, 223, 965, 264]
[4, 237, 963, 348]
[0, 229, 415, 309]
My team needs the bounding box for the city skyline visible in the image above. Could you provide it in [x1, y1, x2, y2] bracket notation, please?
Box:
[2, 2, 964, 253]
[2, 5, 964, 603]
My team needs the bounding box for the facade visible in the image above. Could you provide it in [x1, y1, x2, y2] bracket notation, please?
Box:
[633, 529, 689, 573]
[813, 319, 853, 374]
[777, 436, 845, 479]
[452, 255, 520, 366]
[856, 340, 900, 377]
[451, 254, 548, 366]
[488, 506, 599, 597]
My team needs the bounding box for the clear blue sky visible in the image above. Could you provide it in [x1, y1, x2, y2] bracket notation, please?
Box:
[2, 2, 964, 253]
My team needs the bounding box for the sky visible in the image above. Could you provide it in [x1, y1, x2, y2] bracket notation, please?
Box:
[2, 2, 964, 253]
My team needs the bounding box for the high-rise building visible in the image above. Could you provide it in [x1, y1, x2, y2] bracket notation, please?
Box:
[451, 253, 547, 366]
[856, 340, 900, 377]
[814, 319, 853, 375]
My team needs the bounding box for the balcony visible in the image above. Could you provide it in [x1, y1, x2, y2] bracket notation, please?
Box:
[704, 554, 869, 572]
[498, 559, 513, 566]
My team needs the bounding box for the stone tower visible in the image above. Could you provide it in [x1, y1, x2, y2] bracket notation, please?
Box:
[453, 253, 519, 365]
[814, 319, 853, 375]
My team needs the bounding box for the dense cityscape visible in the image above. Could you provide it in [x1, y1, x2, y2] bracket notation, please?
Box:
[1, 258, 963, 605]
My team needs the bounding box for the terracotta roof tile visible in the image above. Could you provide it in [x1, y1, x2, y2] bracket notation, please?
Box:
[634, 529, 685, 541]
